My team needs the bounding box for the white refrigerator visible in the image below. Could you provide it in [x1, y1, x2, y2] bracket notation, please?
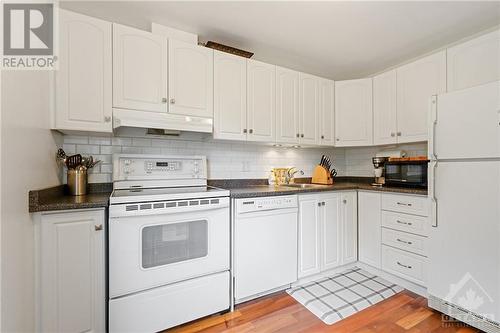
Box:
[428, 80, 500, 333]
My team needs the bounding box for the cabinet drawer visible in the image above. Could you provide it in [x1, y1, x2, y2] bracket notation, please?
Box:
[381, 194, 429, 216]
[382, 227, 428, 257]
[382, 245, 427, 286]
[381, 211, 429, 236]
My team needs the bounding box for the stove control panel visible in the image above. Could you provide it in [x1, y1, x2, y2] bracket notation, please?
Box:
[113, 154, 207, 182]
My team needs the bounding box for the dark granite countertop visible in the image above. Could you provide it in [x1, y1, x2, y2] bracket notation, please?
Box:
[29, 178, 426, 212]
[29, 183, 112, 213]
[210, 177, 428, 199]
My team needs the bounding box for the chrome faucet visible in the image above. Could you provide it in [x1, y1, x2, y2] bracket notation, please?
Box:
[285, 167, 304, 184]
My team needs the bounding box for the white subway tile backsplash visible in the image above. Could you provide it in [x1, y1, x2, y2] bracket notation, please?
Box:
[89, 136, 112, 145]
[62, 134, 426, 181]
[76, 144, 100, 154]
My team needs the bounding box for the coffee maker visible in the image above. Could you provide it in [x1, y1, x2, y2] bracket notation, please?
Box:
[372, 157, 388, 186]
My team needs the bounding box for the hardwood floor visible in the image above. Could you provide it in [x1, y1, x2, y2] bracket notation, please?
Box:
[165, 291, 482, 333]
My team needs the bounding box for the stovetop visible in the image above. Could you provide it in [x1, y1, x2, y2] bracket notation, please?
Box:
[110, 186, 230, 205]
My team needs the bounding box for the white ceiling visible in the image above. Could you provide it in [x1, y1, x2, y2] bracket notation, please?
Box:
[61, 1, 500, 80]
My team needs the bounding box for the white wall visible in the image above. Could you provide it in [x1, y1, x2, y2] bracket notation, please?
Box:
[1, 71, 61, 333]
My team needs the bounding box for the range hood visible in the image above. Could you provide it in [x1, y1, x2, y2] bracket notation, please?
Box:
[112, 108, 213, 133]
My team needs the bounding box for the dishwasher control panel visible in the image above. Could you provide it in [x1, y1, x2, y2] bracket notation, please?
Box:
[235, 195, 298, 214]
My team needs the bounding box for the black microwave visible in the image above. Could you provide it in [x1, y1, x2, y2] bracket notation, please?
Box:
[384, 160, 429, 188]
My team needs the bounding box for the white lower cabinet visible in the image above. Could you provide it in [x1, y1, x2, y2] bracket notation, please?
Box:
[298, 191, 357, 279]
[358, 192, 381, 268]
[36, 209, 106, 333]
[340, 192, 358, 265]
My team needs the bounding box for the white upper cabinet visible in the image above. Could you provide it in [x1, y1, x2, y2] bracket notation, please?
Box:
[334, 78, 373, 147]
[168, 39, 214, 118]
[113, 23, 167, 113]
[276, 67, 300, 144]
[373, 70, 398, 145]
[247, 60, 276, 142]
[298, 73, 320, 145]
[396, 51, 446, 143]
[55, 10, 112, 133]
[319, 79, 335, 146]
[213, 51, 247, 140]
[447, 29, 500, 92]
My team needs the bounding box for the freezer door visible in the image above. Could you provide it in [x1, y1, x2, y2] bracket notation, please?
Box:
[429, 161, 500, 321]
[433, 81, 500, 159]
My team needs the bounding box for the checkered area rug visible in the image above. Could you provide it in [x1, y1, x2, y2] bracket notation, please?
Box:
[287, 267, 404, 325]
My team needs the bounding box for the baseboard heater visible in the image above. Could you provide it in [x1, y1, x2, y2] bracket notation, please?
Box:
[428, 295, 500, 333]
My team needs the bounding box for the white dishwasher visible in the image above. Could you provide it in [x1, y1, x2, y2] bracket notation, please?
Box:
[233, 195, 298, 303]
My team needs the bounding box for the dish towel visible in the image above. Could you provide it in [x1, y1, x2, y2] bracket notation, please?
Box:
[287, 267, 404, 325]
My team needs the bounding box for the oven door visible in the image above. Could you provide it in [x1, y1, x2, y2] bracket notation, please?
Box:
[109, 197, 230, 298]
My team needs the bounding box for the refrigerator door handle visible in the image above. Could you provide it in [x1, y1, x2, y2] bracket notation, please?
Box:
[429, 96, 438, 160]
[429, 161, 438, 227]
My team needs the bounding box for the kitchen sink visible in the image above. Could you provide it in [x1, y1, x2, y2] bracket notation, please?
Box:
[284, 183, 329, 189]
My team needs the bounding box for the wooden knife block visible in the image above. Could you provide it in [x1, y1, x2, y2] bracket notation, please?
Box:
[311, 165, 333, 185]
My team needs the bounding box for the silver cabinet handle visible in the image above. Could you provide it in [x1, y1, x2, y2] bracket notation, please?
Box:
[321, 135, 324, 139]
[322, 202, 325, 206]
[396, 220, 412, 226]
[318, 202, 322, 207]
[249, 129, 253, 134]
[104, 116, 111, 123]
[95, 224, 103, 231]
[397, 202, 412, 207]
[396, 238, 412, 245]
[336, 138, 340, 141]
[343, 199, 347, 204]
[300, 134, 304, 138]
[397, 132, 402, 136]
[390, 132, 395, 137]
[170, 98, 175, 104]
[161, 97, 168, 103]
[296, 133, 300, 138]
[243, 129, 247, 133]
[397, 261, 412, 269]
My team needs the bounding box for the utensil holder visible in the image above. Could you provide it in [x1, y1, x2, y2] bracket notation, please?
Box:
[67, 169, 87, 196]
[311, 165, 334, 185]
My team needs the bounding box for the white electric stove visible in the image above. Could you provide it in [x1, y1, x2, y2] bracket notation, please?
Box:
[108, 154, 230, 332]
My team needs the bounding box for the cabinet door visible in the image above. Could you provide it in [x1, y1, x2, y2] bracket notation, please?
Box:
[213, 51, 247, 140]
[447, 29, 500, 92]
[373, 70, 397, 145]
[276, 67, 300, 144]
[299, 73, 319, 145]
[320, 193, 341, 271]
[247, 60, 276, 142]
[397, 51, 446, 143]
[168, 39, 214, 118]
[334, 79, 373, 147]
[113, 23, 166, 112]
[341, 192, 358, 265]
[358, 192, 381, 268]
[319, 79, 335, 146]
[39, 209, 105, 333]
[298, 196, 321, 278]
[55, 10, 112, 132]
